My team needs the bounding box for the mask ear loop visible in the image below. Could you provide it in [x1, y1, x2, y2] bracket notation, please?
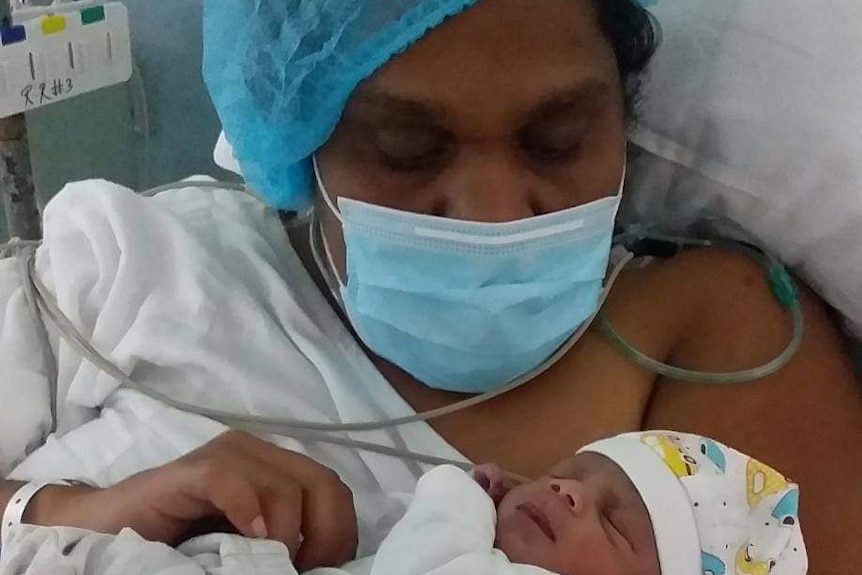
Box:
[308, 212, 346, 310]
[312, 156, 344, 225]
[310, 155, 424, 364]
[310, 156, 348, 296]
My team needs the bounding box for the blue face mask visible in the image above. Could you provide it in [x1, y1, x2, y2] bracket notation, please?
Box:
[313, 160, 623, 394]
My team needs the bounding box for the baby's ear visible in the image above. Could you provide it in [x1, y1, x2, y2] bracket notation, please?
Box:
[473, 463, 522, 506]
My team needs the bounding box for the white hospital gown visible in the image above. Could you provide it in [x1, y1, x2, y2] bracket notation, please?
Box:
[0, 180, 466, 558]
[0, 466, 553, 575]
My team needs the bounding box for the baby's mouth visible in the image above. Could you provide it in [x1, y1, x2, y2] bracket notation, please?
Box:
[516, 502, 556, 542]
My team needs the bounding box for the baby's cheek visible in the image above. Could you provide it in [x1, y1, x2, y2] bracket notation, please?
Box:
[495, 529, 530, 564]
[496, 521, 546, 566]
[496, 522, 580, 575]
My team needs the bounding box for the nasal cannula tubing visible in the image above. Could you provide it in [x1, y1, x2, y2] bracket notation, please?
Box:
[598, 233, 805, 384]
[17, 243, 627, 472]
[2, 179, 804, 471]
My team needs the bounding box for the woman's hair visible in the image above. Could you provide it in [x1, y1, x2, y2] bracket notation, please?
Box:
[591, 0, 662, 121]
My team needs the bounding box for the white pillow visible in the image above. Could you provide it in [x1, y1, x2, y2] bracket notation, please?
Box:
[624, 0, 862, 337]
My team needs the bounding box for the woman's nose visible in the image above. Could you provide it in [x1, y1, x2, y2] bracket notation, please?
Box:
[442, 150, 543, 222]
[549, 478, 590, 513]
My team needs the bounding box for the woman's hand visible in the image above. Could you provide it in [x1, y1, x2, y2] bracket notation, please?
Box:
[27, 430, 358, 571]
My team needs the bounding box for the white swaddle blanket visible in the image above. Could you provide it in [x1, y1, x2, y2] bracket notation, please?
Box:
[1, 466, 551, 575]
[0, 180, 466, 558]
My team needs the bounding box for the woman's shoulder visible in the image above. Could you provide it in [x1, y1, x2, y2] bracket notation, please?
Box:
[638, 247, 811, 371]
[604, 244, 858, 432]
[39, 179, 304, 295]
[608, 247, 803, 369]
[42, 179, 286, 248]
[35, 179, 324, 398]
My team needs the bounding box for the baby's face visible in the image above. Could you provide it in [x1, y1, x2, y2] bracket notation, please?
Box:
[493, 453, 660, 575]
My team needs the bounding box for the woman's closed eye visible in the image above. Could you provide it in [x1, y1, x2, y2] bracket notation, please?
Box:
[373, 126, 451, 172]
[518, 83, 606, 166]
[520, 122, 587, 165]
[518, 113, 591, 166]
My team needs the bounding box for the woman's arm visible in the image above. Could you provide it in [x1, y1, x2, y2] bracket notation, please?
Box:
[642, 249, 862, 575]
[1, 481, 25, 517]
[0, 479, 105, 532]
[1, 431, 357, 571]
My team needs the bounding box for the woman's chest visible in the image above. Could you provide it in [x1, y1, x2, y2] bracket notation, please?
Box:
[384, 330, 659, 478]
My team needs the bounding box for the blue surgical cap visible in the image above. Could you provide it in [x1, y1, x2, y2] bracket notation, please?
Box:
[203, 0, 660, 210]
[203, 0, 482, 210]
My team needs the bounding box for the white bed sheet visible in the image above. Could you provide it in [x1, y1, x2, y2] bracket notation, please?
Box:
[0, 180, 466, 559]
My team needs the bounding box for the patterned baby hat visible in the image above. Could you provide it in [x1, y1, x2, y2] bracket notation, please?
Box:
[580, 431, 807, 575]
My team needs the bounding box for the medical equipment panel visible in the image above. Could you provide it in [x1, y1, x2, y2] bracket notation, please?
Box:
[0, 2, 131, 119]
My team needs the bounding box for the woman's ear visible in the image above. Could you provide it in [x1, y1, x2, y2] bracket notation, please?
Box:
[473, 463, 523, 507]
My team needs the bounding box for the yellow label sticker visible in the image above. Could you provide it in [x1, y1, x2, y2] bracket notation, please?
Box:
[42, 15, 67, 36]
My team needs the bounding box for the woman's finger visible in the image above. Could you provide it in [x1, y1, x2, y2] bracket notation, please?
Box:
[258, 480, 304, 558]
[294, 471, 358, 571]
[188, 431, 357, 568]
[195, 463, 271, 541]
[235, 435, 358, 568]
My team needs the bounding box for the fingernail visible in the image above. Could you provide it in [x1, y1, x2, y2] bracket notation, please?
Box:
[251, 516, 268, 539]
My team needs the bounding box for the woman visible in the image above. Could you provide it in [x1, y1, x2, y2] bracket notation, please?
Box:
[1, 0, 859, 573]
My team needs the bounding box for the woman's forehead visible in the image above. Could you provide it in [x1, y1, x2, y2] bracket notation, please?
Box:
[354, 0, 620, 125]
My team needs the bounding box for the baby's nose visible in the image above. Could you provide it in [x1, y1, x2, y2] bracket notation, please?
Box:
[549, 478, 589, 513]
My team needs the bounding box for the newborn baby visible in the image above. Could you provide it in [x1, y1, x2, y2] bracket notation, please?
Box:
[373, 430, 807, 575]
[477, 452, 661, 575]
[0, 431, 808, 575]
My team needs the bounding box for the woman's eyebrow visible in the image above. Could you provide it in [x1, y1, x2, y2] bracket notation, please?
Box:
[346, 90, 449, 125]
[525, 78, 610, 124]
[349, 78, 609, 126]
